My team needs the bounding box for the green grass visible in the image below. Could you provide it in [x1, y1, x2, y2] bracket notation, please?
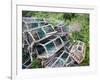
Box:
[31, 58, 42, 68]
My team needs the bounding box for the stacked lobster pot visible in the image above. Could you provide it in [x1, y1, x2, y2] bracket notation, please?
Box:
[22, 17, 85, 69]
[22, 17, 57, 68]
[43, 23, 75, 67]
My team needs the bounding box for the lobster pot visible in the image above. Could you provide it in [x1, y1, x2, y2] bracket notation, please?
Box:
[25, 24, 57, 42]
[70, 41, 85, 64]
[55, 24, 69, 35]
[30, 28, 46, 41]
[42, 24, 56, 34]
[26, 20, 47, 29]
[23, 25, 56, 43]
[23, 17, 46, 23]
[45, 49, 74, 67]
[36, 35, 66, 59]
[22, 32, 34, 69]
[22, 46, 32, 69]
[22, 17, 48, 30]
[22, 17, 57, 43]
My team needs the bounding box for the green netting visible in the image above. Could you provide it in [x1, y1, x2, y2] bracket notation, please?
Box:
[43, 25, 54, 33]
[37, 28, 46, 39]
[61, 52, 69, 60]
[31, 23, 38, 28]
[45, 42, 55, 54]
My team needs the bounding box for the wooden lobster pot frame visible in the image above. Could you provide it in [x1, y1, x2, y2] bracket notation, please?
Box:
[44, 49, 74, 67]
[36, 35, 67, 58]
[22, 17, 58, 69]
[69, 41, 85, 64]
[55, 23, 69, 35]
